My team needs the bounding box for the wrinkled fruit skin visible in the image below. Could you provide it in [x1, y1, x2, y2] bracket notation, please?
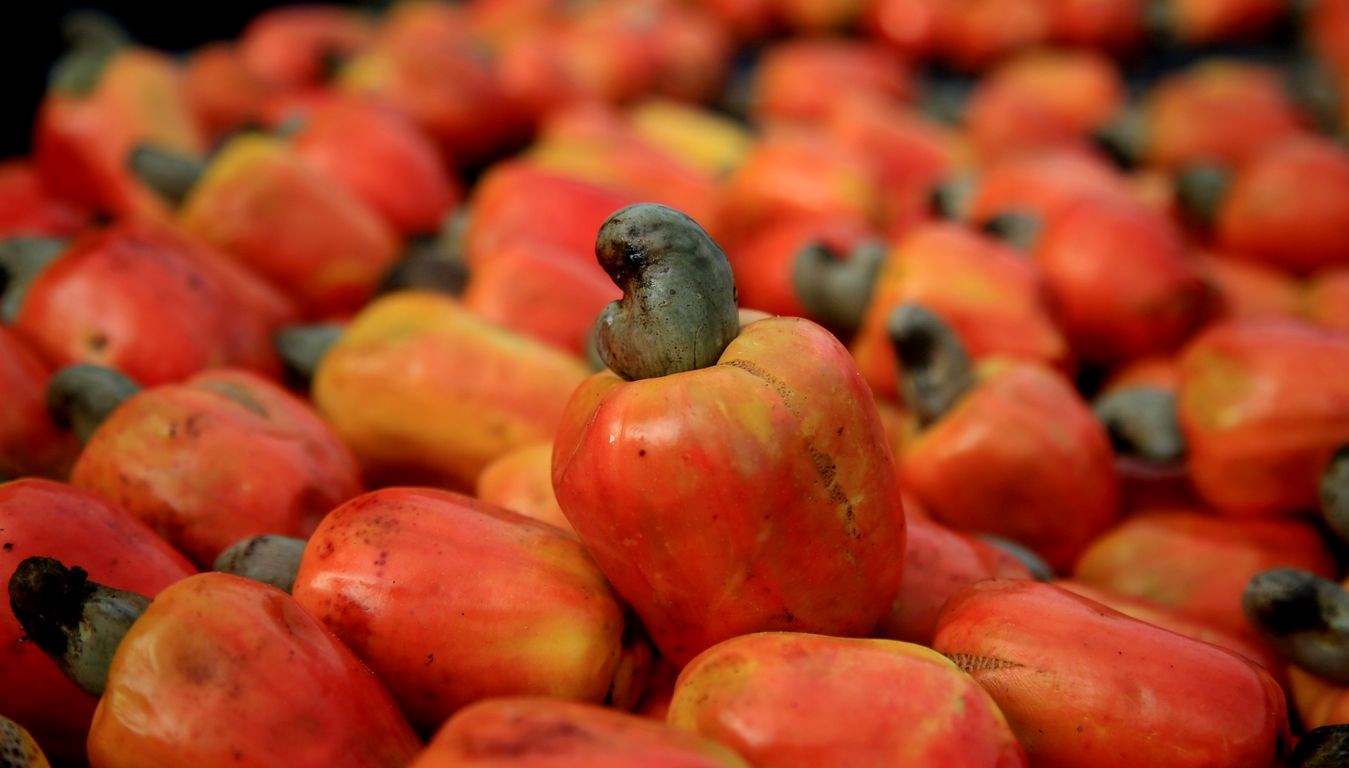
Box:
[933, 580, 1290, 768]
[667, 631, 1026, 768]
[89, 572, 421, 767]
[553, 315, 905, 666]
[70, 368, 363, 566]
[0, 479, 195, 764]
[292, 488, 626, 732]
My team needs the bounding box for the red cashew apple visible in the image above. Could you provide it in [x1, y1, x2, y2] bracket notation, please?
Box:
[933, 579, 1289, 767]
[553, 203, 905, 666]
[8, 562, 420, 767]
[292, 487, 626, 732]
[0, 479, 194, 764]
[411, 698, 748, 768]
[667, 631, 1027, 767]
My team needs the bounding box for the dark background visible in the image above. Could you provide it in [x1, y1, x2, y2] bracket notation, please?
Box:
[2, 2, 297, 158]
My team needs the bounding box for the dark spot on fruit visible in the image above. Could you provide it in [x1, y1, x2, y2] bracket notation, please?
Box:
[462, 717, 593, 757]
[87, 332, 108, 352]
[945, 653, 1024, 673]
[2, 543, 11, 552]
[177, 649, 219, 685]
[374, 551, 388, 567]
[638, 449, 646, 457]
[425, 653, 434, 666]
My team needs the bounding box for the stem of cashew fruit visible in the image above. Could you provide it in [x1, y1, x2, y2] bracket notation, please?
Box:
[1093, 387, 1186, 465]
[978, 534, 1055, 581]
[1243, 567, 1349, 685]
[593, 203, 740, 381]
[1143, 0, 1179, 46]
[980, 211, 1042, 253]
[274, 323, 344, 392]
[379, 207, 471, 296]
[1091, 104, 1145, 169]
[792, 239, 886, 334]
[1175, 165, 1230, 229]
[887, 303, 975, 428]
[1322, 446, 1349, 543]
[127, 145, 206, 208]
[46, 364, 140, 444]
[48, 10, 129, 95]
[213, 535, 307, 593]
[928, 174, 975, 221]
[1290, 725, 1349, 768]
[0, 237, 65, 324]
[7, 557, 149, 697]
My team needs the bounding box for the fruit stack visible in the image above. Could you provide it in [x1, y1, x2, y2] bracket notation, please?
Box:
[3, 1, 1349, 766]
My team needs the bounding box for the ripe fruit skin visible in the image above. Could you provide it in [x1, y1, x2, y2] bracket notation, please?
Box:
[410, 697, 749, 768]
[553, 315, 905, 666]
[343, 26, 527, 165]
[850, 223, 1070, 403]
[1304, 268, 1349, 333]
[292, 488, 625, 732]
[667, 632, 1027, 768]
[34, 48, 205, 219]
[933, 580, 1290, 768]
[462, 238, 621, 358]
[88, 573, 421, 767]
[70, 368, 363, 566]
[726, 215, 875, 320]
[880, 516, 1032, 645]
[1058, 579, 1280, 672]
[180, 43, 273, 143]
[966, 149, 1134, 227]
[1177, 320, 1349, 517]
[465, 162, 639, 269]
[822, 97, 964, 237]
[292, 97, 461, 236]
[12, 220, 296, 385]
[1032, 198, 1210, 364]
[749, 39, 911, 125]
[899, 359, 1120, 573]
[1141, 61, 1304, 171]
[1215, 137, 1349, 275]
[475, 442, 572, 534]
[965, 49, 1124, 161]
[0, 328, 77, 480]
[0, 479, 194, 764]
[717, 131, 880, 251]
[1072, 510, 1337, 651]
[0, 161, 89, 238]
[237, 5, 374, 92]
[313, 291, 591, 490]
[178, 134, 399, 319]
